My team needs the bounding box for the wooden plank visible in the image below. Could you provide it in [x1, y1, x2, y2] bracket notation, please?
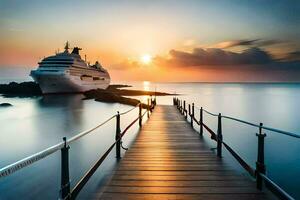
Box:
[111, 175, 249, 181]
[108, 180, 255, 187]
[96, 105, 273, 200]
[112, 170, 238, 176]
[104, 186, 262, 194]
[99, 193, 268, 200]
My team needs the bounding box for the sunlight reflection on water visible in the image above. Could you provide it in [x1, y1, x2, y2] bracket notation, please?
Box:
[0, 82, 300, 199]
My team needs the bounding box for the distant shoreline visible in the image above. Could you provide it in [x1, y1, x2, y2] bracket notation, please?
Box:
[145, 81, 300, 84]
[0, 81, 175, 107]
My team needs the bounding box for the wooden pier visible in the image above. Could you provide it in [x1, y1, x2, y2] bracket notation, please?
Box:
[97, 105, 273, 200]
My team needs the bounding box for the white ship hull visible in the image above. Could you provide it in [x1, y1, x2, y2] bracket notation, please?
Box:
[31, 67, 110, 94]
[30, 43, 111, 94]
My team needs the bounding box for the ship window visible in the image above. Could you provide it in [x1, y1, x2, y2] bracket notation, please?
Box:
[41, 70, 59, 72]
[81, 75, 91, 80]
[93, 77, 100, 80]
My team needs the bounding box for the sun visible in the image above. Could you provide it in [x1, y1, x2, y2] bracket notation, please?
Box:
[141, 54, 152, 64]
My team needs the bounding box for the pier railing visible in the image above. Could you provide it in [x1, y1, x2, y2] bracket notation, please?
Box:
[173, 98, 298, 200]
[0, 97, 156, 200]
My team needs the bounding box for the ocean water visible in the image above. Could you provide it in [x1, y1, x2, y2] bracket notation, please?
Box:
[0, 72, 300, 199]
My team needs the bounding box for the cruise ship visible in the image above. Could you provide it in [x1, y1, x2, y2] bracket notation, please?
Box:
[30, 42, 110, 94]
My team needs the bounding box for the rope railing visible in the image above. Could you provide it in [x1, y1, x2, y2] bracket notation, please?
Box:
[260, 125, 300, 139]
[222, 141, 256, 177]
[70, 109, 149, 199]
[173, 97, 296, 200]
[260, 173, 294, 200]
[202, 108, 219, 117]
[119, 103, 140, 115]
[67, 115, 116, 144]
[194, 101, 300, 138]
[0, 114, 117, 179]
[0, 97, 156, 200]
[0, 142, 65, 178]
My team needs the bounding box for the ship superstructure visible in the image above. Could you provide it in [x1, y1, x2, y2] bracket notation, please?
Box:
[30, 42, 110, 94]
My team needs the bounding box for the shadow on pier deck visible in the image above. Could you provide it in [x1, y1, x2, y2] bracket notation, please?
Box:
[96, 105, 273, 200]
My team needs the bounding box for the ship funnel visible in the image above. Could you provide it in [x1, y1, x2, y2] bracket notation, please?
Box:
[71, 47, 82, 55]
[64, 41, 70, 52]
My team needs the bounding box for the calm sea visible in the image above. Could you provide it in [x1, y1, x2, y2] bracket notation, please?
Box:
[0, 70, 299, 199]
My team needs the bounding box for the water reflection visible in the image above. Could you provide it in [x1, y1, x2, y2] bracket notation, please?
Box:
[0, 94, 137, 199]
[1, 83, 300, 199]
[37, 94, 83, 108]
[143, 81, 150, 91]
[35, 95, 84, 133]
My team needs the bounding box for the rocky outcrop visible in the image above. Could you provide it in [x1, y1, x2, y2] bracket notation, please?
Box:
[0, 82, 42, 97]
[0, 103, 12, 107]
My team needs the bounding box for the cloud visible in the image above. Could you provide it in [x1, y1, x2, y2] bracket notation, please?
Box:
[256, 39, 285, 47]
[285, 51, 300, 61]
[183, 39, 196, 47]
[168, 47, 273, 66]
[215, 39, 258, 48]
[109, 44, 300, 75]
[108, 45, 300, 82]
[109, 57, 157, 70]
[109, 59, 141, 70]
[214, 39, 284, 49]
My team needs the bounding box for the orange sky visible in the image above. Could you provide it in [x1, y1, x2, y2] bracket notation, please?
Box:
[1, 1, 299, 82]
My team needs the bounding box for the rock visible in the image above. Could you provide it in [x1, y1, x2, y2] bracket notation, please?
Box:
[107, 84, 132, 89]
[106, 86, 172, 96]
[83, 87, 174, 108]
[0, 103, 12, 107]
[0, 81, 175, 107]
[84, 89, 155, 109]
[0, 81, 42, 97]
[84, 89, 140, 106]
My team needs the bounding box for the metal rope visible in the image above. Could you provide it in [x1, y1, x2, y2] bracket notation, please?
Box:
[203, 108, 219, 117]
[261, 125, 300, 139]
[68, 115, 116, 143]
[0, 104, 143, 179]
[70, 109, 148, 198]
[177, 99, 296, 200]
[260, 173, 295, 200]
[0, 142, 64, 178]
[194, 105, 219, 117]
[221, 115, 259, 128]
[180, 99, 300, 139]
[119, 103, 140, 115]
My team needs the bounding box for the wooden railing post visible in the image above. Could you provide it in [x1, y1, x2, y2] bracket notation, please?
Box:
[217, 113, 223, 157]
[139, 103, 142, 127]
[60, 137, 70, 199]
[149, 96, 152, 112]
[183, 100, 186, 116]
[179, 100, 182, 113]
[150, 95, 154, 112]
[116, 112, 121, 159]
[200, 107, 203, 136]
[191, 103, 194, 128]
[256, 123, 266, 190]
[188, 104, 191, 118]
[147, 98, 150, 118]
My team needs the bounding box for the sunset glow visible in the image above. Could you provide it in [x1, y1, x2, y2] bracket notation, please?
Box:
[1, 2, 300, 200]
[141, 54, 152, 64]
[0, 1, 299, 82]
